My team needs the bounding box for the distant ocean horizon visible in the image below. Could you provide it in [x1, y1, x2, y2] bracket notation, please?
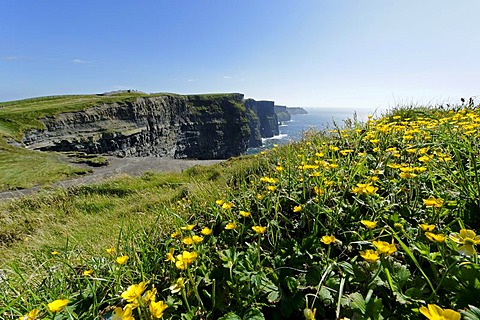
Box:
[247, 107, 375, 154]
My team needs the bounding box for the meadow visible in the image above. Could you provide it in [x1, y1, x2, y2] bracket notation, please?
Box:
[1, 103, 480, 319]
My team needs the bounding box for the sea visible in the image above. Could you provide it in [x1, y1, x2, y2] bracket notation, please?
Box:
[247, 107, 375, 154]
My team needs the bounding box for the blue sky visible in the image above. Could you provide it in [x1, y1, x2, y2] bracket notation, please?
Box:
[2, 1, 480, 111]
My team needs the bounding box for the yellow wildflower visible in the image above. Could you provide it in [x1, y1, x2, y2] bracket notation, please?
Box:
[83, 269, 94, 276]
[423, 196, 444, 208]
[182, 237, 194, 245]
[150, 300, 168, 319]
[419, 224, 435, 232]
[419, 304, 460, 320]
[321, 235, 336, 245]
[399, 172, 417, 179]
[201, 227, 213, 235]
[170, 230, 181, 238]
[18, 309, 39, 320]
[418, 155, 432, 163]
[165, 248, 175, 262]
[387, 163, 402, 169]
[293, 205, 303, 213]
[225, 222, 237, 230]
[181, 224, 196, 231]
[106, 247, 116, 254]
[372, 240, 397, 255]
[51, 251, 59, 255]
[314, 186, 324, 196]
[351, 183, 378, 195]
[252, 225, 267, 234]
[215, 199, 225, 205]
[360, 249, 380, 262]
[169, 277, 185, 294]
[361, 220, 377, 229]
[239, 210, 251, 218]
[175, 251, 198, 270]
[260, 177, 277, 184]
[449, 229, 480, 256]
[340, 149, 354, 156]
[121, 282, 147, 302]
[275, 166, 284, 172]
[267, 185, 277, 192]
[116, 255, 129, 265]
[143, 287, 157, 303]
[47, 299, 69, 313]
[222, 202, 234, 210]
[192, 235, 204, 244]
[112, 305, 134, 320]
[425, 232, 446, 243]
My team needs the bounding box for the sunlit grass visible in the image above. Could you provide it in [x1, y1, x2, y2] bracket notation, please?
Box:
[0, 140, 90, 191]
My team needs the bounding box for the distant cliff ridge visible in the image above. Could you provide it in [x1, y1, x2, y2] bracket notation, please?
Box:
[274, 105, 308, 122]
[17, 93, 281, 159]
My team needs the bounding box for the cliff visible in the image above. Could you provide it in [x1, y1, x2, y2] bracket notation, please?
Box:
[244, 99, 279, 138]
[274, 105, 291, 122]
[0, 92, 282, 159]
[17, 93, 256, 159]
[287, 107, 308, 115]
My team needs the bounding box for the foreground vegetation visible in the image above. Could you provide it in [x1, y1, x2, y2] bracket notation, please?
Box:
[2, 103, 480, 319]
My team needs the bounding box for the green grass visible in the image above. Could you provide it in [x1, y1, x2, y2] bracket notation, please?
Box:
[1, 104, 480, 319]
[0, 140, 90, 191]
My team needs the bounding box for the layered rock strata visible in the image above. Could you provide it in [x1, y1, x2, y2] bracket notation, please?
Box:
[21, 93, 277, 159]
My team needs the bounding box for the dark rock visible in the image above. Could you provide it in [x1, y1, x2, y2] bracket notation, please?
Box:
[244, 99, 279, 138]
[274, 105, 291, 122]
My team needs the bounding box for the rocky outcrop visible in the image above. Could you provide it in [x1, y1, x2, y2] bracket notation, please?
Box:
[274, 105, 291, 122]
[244, 99, 279, 138]
[22, 94, 255, 159]
[287, 107, 308, 115]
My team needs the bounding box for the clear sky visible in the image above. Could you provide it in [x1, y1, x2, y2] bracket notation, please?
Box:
[2, 1, 479, 111]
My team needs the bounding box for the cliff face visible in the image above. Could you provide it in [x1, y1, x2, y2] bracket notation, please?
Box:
[274, 105, 291, 122]
[22, 94, 255, 159]
[244, 99, 279, 138]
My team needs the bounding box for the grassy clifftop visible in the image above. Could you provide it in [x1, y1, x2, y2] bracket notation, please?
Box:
[0, 92, 244, 140]
[0, 92, 166, 140]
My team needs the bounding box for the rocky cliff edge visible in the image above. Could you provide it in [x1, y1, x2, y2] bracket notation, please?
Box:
[11, 93, 279, 159]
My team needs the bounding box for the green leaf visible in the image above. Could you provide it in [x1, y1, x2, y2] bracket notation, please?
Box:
[366, 297, 384, 320]
[243, 307, 265, 320]
[218, 312, 242, 320]
[267, 290, 280, 303]
[318, 286, 334, 305]
[306, 266, 323, 286]
[463, 305, 480, 320]
[285, 276, 298, 294]
[348, 292, 367, 315]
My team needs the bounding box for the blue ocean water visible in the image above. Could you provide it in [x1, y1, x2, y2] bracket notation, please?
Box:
[247, 108, 372, 153]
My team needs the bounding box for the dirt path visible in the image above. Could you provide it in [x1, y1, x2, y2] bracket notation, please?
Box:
[0, 157, 224, 201]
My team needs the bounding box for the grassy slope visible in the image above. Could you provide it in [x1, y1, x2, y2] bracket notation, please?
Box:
[0, 156, 265, 265]
[3, 104, 480, 319]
